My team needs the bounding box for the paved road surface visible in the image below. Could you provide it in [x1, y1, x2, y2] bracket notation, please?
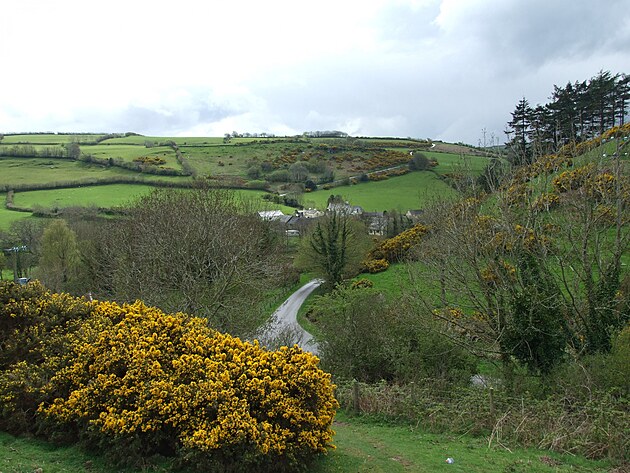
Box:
[257, 279, 323, 355]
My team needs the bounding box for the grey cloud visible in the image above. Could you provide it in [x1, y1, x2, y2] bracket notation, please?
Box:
[456, 0, 630, 70]
[110, 103, 231, 136]
[373, 3, 442, 47]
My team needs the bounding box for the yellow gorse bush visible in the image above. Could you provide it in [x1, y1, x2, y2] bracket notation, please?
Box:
[0, 282, 337, 471]
[367, 224, 428, 263]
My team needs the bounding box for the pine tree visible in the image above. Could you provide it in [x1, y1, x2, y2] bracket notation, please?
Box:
[506, 97, 534, 164]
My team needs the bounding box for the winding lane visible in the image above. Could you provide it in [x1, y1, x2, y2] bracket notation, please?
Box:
[257, 279, 323, 355]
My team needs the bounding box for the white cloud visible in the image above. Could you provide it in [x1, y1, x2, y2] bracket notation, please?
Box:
[1, 0, 629, 143]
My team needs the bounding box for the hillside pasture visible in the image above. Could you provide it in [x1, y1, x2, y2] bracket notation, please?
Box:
[5, 186, 295, 223]
[425, 151, 491, 176]
[180, 144, 259, 177]
[0, 157, 163, 189]
[0, 143, 67, 156]
[11, 184, 160, 211]
[100, 135, 233, 146]
[84, 144, 181, 168]
[304, 171, 457, 211]
[0, 134, 104, 144]
[0, 195, 33, 229]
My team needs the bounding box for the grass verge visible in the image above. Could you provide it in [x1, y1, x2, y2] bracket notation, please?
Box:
[0, 411, 614, 473]
[310, 411, 615, 473]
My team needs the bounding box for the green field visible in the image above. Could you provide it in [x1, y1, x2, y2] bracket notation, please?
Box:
[1, 134, 104, 144]
[0, 157, 177, 189]
[0, 143, 66, 154]
[180, 144, 260, 177]
[352, 262, 413, 297]
[0, 411, 613, 473]
[0, 186, 296, 230]
[310, 412, 612, 473]
[100, 136, 266, 146]
[0, 197, 33, 229]
[304, 171, 458, 212]
[86, 143, 181, 168]
[0, 135, 483, 229]
[11, 184, 159, 210]
[426, 151, 491, 175]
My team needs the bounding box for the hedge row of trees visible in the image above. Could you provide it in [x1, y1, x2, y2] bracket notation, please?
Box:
[506, 70, 629, 163]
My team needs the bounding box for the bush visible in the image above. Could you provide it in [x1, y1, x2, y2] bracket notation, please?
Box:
[335, 380, 629, 461]
[551, 324, 630, 397]
[363, 258, 389, 273]
[311, 286, 476, 385]
[267, 169, 290, 182]
[351, 278, 374, 289]
[368, 224, 428, 263]
[408, 153, 430, 171]
[0, 283, 338, 472]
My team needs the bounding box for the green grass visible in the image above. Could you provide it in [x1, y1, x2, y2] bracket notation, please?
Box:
[12, 184, 160, 210]
[0, 195, 33, 229]
[10, 186, 295, 214]
[1, 186, 296, 231]
[0, 157, 173, 188]
[100, 136, 254, 146]
[1, 134, 104, 144]
[425, 151, 490, 176]
[304, 171, 458, 211]
[85, 144, 181, 168]
[0, 431, 170, 473]
[309, 411, 613, 473]
[352, 263, 413, 297]
[0, 143, 67, 154]
[0, 412, 613, 473]
[180, 144, 257, 177]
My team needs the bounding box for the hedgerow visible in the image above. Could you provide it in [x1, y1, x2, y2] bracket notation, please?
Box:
[0, 281, 338, 472]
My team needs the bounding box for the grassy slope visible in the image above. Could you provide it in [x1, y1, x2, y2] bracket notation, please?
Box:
[426, 151, 490, 175]
[86, 144, 181, 168]
[0, 196, 33, 229]
[1, 134, 104, 144]
[304, 171, 458, 211]
[0, 157, 155, 188]
[311, 412, 612, 473]
[12, 184, 159, 210]
[0, 412, 612, 473]
[0, 188, 295, 231]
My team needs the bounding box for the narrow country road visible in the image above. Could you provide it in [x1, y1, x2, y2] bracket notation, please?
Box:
[257, 279, 323, 355]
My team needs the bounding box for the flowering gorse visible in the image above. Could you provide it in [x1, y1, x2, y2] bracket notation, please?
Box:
[0, 282, 337, 471]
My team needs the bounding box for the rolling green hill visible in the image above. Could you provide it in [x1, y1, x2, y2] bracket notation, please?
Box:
[0, 134, 481, 229]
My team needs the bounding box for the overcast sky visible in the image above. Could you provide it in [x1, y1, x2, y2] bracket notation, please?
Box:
[1, 0, 629, 144]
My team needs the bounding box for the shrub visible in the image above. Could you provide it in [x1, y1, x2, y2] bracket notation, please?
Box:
[351, 278, 374, 289]
[0, 283, 338, 472]
[335, 380, 629, 461]
[363, 258, 389, 273]
[311, 286, 476, 385]
[368, 224, 428, 263]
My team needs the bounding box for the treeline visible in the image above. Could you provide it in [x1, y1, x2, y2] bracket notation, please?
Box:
[506, 70, 629, 163]
[0, 176, 195, 194]
[0, 145, 67, 158]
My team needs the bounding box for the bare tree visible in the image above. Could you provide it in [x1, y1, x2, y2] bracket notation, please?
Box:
[92, 187, 285, 336]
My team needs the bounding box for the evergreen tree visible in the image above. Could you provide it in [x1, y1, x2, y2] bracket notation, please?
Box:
[506, 71, 628, 149]
[506, 97, 534, 164]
